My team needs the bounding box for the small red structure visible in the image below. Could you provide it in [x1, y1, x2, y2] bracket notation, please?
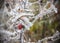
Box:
[17, 24, 24, 30]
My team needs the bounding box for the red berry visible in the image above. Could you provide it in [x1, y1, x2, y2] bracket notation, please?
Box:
[17, 24, 23, 30]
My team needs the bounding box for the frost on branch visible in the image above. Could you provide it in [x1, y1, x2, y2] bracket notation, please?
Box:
[0, 0, 59, 43]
